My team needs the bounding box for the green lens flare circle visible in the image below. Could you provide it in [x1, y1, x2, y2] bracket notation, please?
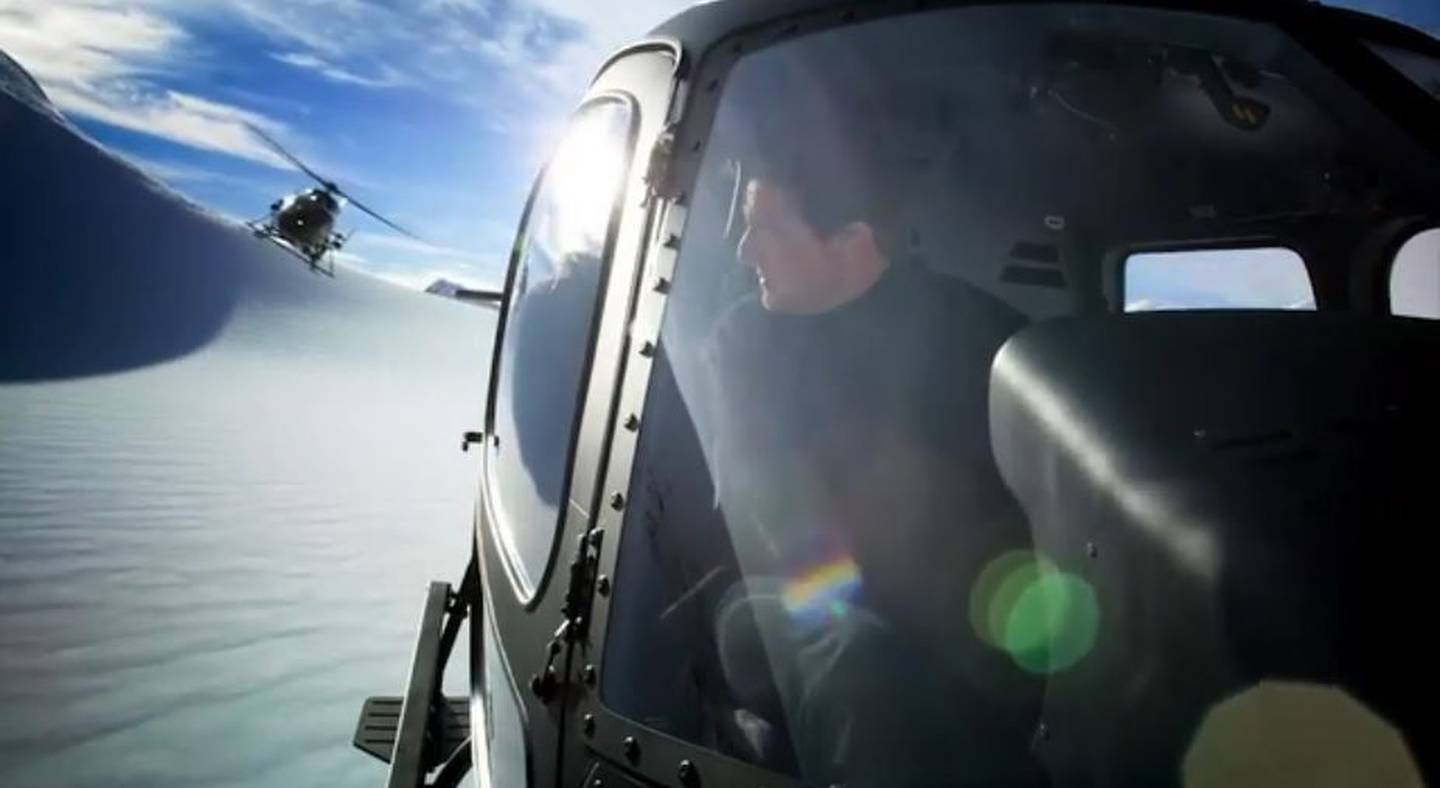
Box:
[1004, 571, 1100, 674]
[969, 550, 1051, 648]
[970, 551, 1101, 674]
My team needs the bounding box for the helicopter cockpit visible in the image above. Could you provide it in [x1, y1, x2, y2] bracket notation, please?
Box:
[352, 3, 1440, 787]
[590, 4, 1440, 787]
[276, 188, 339, 227]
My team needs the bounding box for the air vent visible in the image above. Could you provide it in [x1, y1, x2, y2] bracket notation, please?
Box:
[1009, 241, 1061, 264]
[1001, 265, 1066, 288]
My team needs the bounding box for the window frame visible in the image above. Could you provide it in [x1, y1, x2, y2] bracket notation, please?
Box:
[1116, 241, 1316, 313]
[480, 92, 641, 606]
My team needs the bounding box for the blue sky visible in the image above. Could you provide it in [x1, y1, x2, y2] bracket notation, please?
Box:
[0, 0, 1435, 290]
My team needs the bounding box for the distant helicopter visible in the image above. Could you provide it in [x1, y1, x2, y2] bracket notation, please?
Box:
[245, 125, 415, 277]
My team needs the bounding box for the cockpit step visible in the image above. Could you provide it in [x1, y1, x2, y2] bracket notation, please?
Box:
[353, 695, 469, 766]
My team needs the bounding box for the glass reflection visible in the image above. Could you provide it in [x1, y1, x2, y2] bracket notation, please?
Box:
[536, 111, 631, 255]
[487, 99, 632, 596]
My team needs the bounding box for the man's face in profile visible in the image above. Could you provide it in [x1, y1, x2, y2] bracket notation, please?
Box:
[737, 180, 851, 315]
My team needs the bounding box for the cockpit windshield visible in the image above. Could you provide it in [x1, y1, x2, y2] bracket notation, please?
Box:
[601, 5, 1439, 786]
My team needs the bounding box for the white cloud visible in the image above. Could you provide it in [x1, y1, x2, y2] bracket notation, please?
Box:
[339, 230, 501, 291]
[225, 0, 691, 102]
[0, 0, 292, 168]
[51, 84, 289, 166]
[358, 265, 483, 291]
[270, 51, 406, 89]
[125, 154, 225, 183]
[0, 2, 180, 84]
[226, 0, 398, 59]
[522, 0, 692, 85]
[120, 152, 289, 197]
[350, 231, 483, 262]
[2, 0, 693, 146]
[1, 0, 691, 163]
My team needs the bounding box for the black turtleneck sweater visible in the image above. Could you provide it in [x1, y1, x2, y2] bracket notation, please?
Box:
[696, 262, 1043, 785]
[703, 260, 1028, 532]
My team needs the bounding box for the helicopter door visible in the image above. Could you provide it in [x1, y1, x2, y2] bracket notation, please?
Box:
[472, 47, 678, 788]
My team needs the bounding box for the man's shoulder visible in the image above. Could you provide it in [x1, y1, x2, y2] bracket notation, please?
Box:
[908, 264, 1013, 307]
[893, 264, 1027, 335]
[707, 293, 807, 351]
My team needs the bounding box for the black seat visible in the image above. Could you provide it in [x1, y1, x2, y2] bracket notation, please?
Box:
[989, 311, 1440, 785]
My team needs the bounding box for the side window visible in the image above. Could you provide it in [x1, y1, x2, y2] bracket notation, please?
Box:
[1124, 247, 1315, 312]
[602, 23, 1037, 786]
[1389, 228, 1440, 319]
[488, 99, 634, 598]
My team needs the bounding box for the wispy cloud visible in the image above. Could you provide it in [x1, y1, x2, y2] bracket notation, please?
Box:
[339, 231, 500, 291]
[0, 0, 291, 168]
[269, 51, 406, 89]
[351, 232, 481, 260]
[226, 0, 402, 60]
[517, 0, 692, 88]
[120, 152, 290, 197]
[353, 264, 485, 292]
[47, 83, 291, 167]
[0, 1, 179, 84]
[225, 0, 687, 102]
[1, 0, 689, 163]
[125, 154, 227, 184]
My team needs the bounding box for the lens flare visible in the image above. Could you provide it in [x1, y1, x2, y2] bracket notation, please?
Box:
[1183, 681, 1423, 788]
[969, 549, 1047, 648]
[1004, 571, 1100, 674]
[970, 550, 1100, 674]
[782, 552, 862, 631]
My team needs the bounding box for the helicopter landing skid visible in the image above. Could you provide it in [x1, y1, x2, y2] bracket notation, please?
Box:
[246, 222, 336, 277]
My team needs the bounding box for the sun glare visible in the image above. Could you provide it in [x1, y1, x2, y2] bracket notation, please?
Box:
[538, 105, 630, 256]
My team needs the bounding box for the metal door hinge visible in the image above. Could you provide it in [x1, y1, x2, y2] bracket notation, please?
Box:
[529, 527, 606, 704]
[643, 123, 680, 206]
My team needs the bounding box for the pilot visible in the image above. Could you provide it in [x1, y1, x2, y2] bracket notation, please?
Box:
[707, 160, 1031, 605]
[701, 101, 1043, 784]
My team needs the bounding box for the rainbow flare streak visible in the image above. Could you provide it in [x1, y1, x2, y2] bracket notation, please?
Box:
[781, 553, 863, 630]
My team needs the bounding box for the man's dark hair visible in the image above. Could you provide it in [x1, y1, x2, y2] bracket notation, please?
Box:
[734, 50, 906, 258]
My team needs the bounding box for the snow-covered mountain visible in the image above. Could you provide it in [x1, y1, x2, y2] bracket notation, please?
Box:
[0, 47, 51, 115]
[426, 277, 503, 307]
[425, 277, 464, 298]
[0, 48, 493, 787]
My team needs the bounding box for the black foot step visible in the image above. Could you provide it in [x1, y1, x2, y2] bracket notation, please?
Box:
[354, 695, 469, 765]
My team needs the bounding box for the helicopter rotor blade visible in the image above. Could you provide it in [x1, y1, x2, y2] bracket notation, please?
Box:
[247, 123, 420, 240]
[247, 124, 336, 191]
[335, 189, 420, 240]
